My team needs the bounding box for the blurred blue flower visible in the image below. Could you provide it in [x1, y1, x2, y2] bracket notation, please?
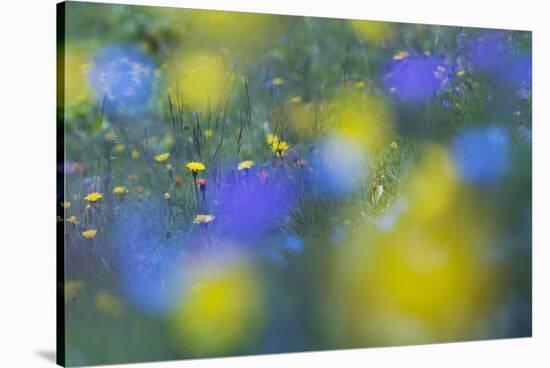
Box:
[89, 45, 156, 112]
[309, 136, 370, 198]
[384, 54, 452, 103]
[282, 235, 304, 255]
[451, 126, 510, 186]
[468, 31, 531, 89]
[216, 169, 299, 243]
[113, 201, 184, 316]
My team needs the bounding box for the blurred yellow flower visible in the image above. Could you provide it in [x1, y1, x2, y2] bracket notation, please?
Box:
[237, 160, 254, 171]
[67, 215, 79, 224]
[169, 257, 265, 355]
[61, 201, 71, 209]
[457, 70, 466, 76]
[272, 77, 284, 85]
[390, 141, 399, 149]
[266, 134, 279, 146]
[84, 192, 103, 202]
[82, 229, 97, 239]
[64, 280, 85, 302]
[204, 128, 214, 138]
[131, 149, 140, 160]
[164, 192, 171, 200]
[155, 152, 170, 162]
[271, 140, 289, 155]
[113, 186, 128, 195]
[186, 161, 206, 173]
[95, 291, 123, 318]
[290, 96, 302, 104]
[194, 214, 215, 225]
[113, 144, 125, 153]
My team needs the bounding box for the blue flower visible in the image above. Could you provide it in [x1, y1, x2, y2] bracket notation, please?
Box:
[451, 126, 510, 186]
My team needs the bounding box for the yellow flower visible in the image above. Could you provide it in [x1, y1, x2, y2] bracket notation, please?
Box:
[61, 201, 71, 209]
[271, 140, 289, 155]
[194, 214, 215, 225]
[186, 161, 206, 173]
[237, 160, 254, 171]
[57, 215, 64, 222]
[155, 152, 170, 162]
[84, 192, 103, 202]
[67, 215, 79, 224]
[95, 291, 123, 317]
[164, 192, 171, 200]
[82, 229, 97, 239]
[113, 186, 128, 195]
[113, 144, 125, 153]
[65, 280, 85, 302]
[266, 134, 279, 145]
[354, 81, 365, 89]
[457, 70, 466, 77]
[131, 149, 140, 160]
[390, 141, 399, 149]
[290, 96, 302, 104]
[204, 128, 214, 138]
[272, 77, 284, 85]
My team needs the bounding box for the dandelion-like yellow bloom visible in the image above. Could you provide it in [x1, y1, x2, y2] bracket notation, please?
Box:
[272, 77, 284, 85]
[266, 134, 279, 146]
[155, 152, 170, 162]
[82, 229, 97, 239]
[67, 215, 79, 224]
[61, 201, 71, 209]
[131, 149, 140, 160]
[113, 186, 128, 195]
[390, 141, 399, 149]
[194, 214, 215, 225]
[186, 161, 206, 173]
[237, 160, 254, 171]
[271, 140, 289, 155]
[164, 192, 171, 200]
[84, 192, 103, 202]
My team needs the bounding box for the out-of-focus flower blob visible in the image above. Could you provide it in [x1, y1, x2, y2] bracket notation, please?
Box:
[89, 45, 156, 112]
[309, 135, 370, 198]
[384, 54, 452, 103]
[451, 126, 510, 186]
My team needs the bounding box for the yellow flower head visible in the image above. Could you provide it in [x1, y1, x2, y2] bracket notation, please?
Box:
[82, 229, 97, 239]
[155, 152, 170, 162]
[84, 192, 103, 202]
[272, 77, 284, 86]
[113, 186, 128, 195]
[131, 149, 140, 160]
[61, 201, 71, 209]
[113, 144, 125, 153]
[393, 50, 410, 60]
[237, 160, 254, 171]
[164, 192, 171, 200]
[390, 141, 399, 149]
[266, 134, 279, 146]
[194, 214, 215, 225]
[67, 215, 79, 224]
[186, 162, 206, 173]
[354, 81, 366, 89]
[271, 140, 290, 155]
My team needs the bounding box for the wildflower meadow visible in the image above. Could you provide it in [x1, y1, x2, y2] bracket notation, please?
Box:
[57, 2, 532, 366]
